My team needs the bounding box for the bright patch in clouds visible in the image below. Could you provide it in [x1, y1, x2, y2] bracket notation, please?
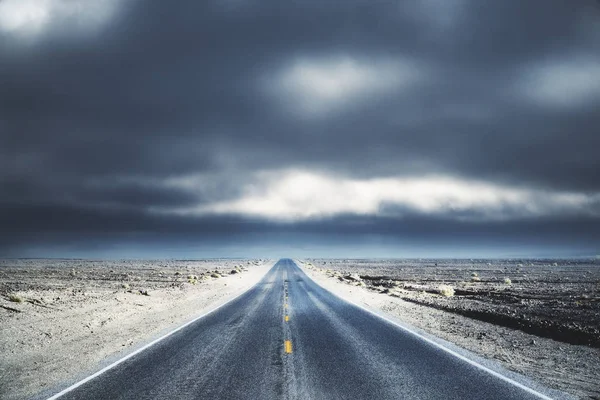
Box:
[172, 170, 599, 221]
[0, 0, 120, 38]
[522, 57, 600, 107]
[272, 56, 422, 116]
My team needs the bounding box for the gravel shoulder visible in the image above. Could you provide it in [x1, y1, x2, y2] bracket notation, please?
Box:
[0, 259, 272, 400]
[298, 259, 600, 400]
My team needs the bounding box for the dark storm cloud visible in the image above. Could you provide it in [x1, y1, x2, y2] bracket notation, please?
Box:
[1, 0, 599, 256]
[1, 202, 597, 258]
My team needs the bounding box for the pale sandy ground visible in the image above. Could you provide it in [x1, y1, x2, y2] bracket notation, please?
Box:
[0, 259, 272, 400]
[298, 260, 600, 400]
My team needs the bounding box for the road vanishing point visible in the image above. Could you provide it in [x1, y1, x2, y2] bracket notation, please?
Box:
[48, 259, 557, 400]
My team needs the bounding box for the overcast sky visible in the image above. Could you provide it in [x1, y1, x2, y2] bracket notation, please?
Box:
[1, 0, 599, 258]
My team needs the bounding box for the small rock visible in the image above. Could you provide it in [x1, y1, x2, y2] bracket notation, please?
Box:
[345, 273, 362, 282]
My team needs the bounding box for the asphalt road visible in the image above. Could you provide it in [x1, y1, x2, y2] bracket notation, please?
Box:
[52, 259, 552, 400]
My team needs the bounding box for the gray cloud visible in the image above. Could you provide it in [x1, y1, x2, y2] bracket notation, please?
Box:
[1, 0, 599, 257]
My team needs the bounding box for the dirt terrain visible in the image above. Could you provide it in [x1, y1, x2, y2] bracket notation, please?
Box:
[0, 259, 271, 400]
[301, 258, 600, 400]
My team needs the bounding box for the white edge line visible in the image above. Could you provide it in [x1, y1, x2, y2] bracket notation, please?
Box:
[294, 260, 554, 400]
[45, 265, 273, 400]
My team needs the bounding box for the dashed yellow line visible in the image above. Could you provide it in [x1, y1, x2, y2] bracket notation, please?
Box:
[284, 281, 291, 353]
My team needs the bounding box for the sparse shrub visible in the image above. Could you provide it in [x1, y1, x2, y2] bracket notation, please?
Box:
[188, 278, 198, 285]
[438, 285, 455, 297]
[471, 272, 478, 277]
[210, 273, 222, 278]
[187, 274, 198, 280]
[122, 283, 130, 290]
[504, 278, 512, 285]
[9, 294, 23, 303]
[471, 276, 481, 282]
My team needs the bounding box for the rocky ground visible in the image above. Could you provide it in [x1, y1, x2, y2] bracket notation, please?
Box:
[0, 259, 271, 400]
[301, 258, 600, 400]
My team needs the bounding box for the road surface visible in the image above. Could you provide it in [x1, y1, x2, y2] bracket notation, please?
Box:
[50, 259, 553, 400]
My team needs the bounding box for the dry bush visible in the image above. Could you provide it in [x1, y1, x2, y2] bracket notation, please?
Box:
[438, 285, 455, 297]
[9, 294, 23, 303]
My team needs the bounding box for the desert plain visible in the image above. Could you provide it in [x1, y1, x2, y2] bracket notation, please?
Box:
[301, 258, 600, 399]
[0, 258, 271, 400]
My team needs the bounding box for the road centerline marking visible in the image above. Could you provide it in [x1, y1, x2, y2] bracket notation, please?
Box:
[285, 340, 292, 353]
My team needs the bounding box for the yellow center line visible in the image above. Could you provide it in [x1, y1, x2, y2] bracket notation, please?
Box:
[285, 340, 293, 353]
[285, 315, 289, 322]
